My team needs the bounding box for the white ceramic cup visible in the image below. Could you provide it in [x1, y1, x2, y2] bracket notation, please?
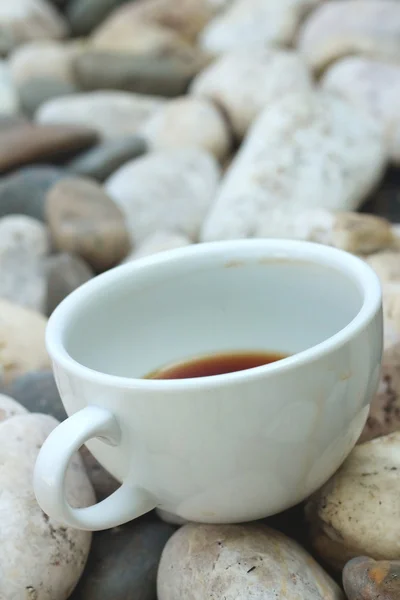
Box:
[33, 239, 383, 531]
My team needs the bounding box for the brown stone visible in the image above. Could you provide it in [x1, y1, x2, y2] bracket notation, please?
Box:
[46, 176, 131, 271]
[0, 123, 98, 171]
[359, 342, 400, 443]
[343, 556, 400, 600]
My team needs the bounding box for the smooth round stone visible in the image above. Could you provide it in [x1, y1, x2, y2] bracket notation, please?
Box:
[158, 523, 343, 600]
[200, 0, 320, 54]
[190, 47, 312, 139]
[67, 0, 131, 36]
[0, 393, 28, 420]
[71, 514, 175, 600]
[298, 0, 400, 72]
[141, 96, 231, 161]
[343, 556, 400, 600]
[0, 298, 51, 384]
[9, 40, 78, 87]
[0, 165, 66, 220]
[68, 136, 146, 181]
[0, 369, 66, 421]
[0, 0, 68, 55]
[0, 60, 18, 115]
[0, 215, 49, 312]
[105, 148, 221, 245]
[45, 252, 93, 314]
[0, 122, 98, 171]
[36, 90, 165, 139]
[19, 77, 76, 116]
[73, 51, 205, 97]
[358, 341, 400, 443]
[0, 413, 94, 600]
[322, 57, 400, 165]
[91, 0, 216, 52]
[306, 431, 400, 570]
[46, 176, 131, 271]
[201, 90, 386, 241]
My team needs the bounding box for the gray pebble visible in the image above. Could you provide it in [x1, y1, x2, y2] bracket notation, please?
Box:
[68, 136, 146, 181]
[45, 252, 93, 314]
[0, 165, 66, 220]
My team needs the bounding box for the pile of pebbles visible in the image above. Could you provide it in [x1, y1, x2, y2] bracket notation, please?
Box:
[1, 0, 400, 598]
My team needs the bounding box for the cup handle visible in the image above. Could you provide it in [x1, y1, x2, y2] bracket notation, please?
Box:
[33, 405, 156, 531]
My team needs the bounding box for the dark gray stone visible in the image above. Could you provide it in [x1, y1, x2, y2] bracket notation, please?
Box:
[68, 136, 146, 181]
[0, 369, 67, 421]
[80, 446, 120, 502]
[19, 78, 77, 117]
[71, 514, 176, 600]
[0, 166, 66, 220]
[73, 52, 204, 97]
[67, 0, 131, 35]
[45, 252, 93, 315]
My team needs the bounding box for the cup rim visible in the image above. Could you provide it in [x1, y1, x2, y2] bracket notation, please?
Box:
[46, 239, 382, 390]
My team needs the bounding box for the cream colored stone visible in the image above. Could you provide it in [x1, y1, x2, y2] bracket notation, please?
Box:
[322, 57, 400, 164]
[298, 1, 400, 72]
[141, 96, 231, 161]
[36, 91, 165, 139]
[91, 18, 195, 58]
[0, 394, 28, 421]
[236, 208, 393, 254]
[0, 299, 50, 384]
[106, 148, 220, 244]
[200, 0, 320, 55]
[158, 523, 343, 600]
[306, 432, 400, 569]
[0, 215, 49, 312]
[0, 0, 68, 55]
[0, 413, 94, 600]
[0, 60, 18, 114]
[190, 47, 312, 138]
[331, 213, 394, 255]
[9, 40, 78, 86]
[93, 0, 216, 45]
[201, 91, 386, 241]
[359, 342, 400, 443]
[365, 251, 400, 284]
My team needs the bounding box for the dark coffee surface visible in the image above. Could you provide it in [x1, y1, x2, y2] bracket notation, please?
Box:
[146, 351, 288, 380]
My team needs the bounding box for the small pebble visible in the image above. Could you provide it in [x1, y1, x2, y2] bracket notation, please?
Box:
[73, 52, 207, 97]
[343, 556, 400, 600]
[46, 176, 131, 271]
[0, 298, 50, 384]
[36, 90, 166, 139]
[68, 136, 147, 181]
[106, 148, 220, 245]
[0, 122, 98, 171]
[0, 165, 66, 220]
[0, 215, 49, 312]
[45, 252, 93, 314]
[141, 96, 231, 161]
[298, 0, 400, 72]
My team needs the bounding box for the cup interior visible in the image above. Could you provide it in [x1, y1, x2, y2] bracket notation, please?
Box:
[62, 245, 366, 379]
